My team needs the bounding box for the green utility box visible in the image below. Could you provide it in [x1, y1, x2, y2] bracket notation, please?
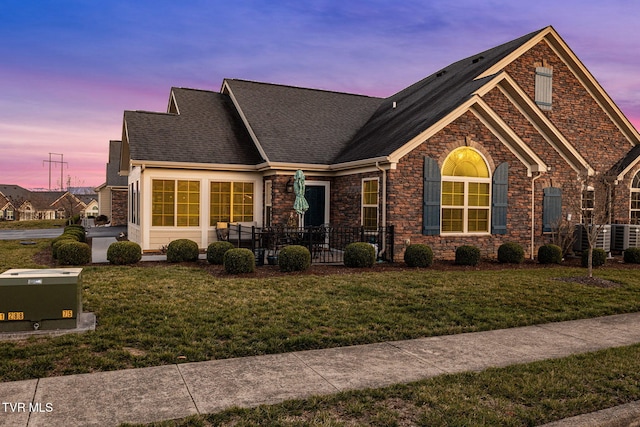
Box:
[0, 268, 82, 332]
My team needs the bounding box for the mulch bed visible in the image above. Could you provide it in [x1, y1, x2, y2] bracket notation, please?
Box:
[34, 246, 638, 285]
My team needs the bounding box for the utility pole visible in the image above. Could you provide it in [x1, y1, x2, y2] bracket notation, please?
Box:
[42, 153, 68, 191]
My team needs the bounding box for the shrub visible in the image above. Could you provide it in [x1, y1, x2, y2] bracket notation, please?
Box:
[57, 241, 91, 265]
[224, 248, 255, 274]
[278, 245, 311, 272]
[207, 241, 235, 265]
[581, 248, 607, 268]
[404, 244, 434, 268]
[455, 245, 481, 266]
[52, 236, 79, 259]
[344, 242, 376, 268]
[67, 214, 81, 225]
[623, 247, 640, 264]
[107, 241, 142, 265]
[538, 244, 563, 264]
[497, 242, 524, 264]
[63, 226, 86, 242]
[166, 239, 199, 263]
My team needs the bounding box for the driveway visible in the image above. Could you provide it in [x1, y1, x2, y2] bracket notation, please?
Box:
[0, 226, 127, 240]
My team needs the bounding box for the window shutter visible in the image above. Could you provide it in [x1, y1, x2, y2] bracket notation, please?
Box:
[491, 162, 508, 234]
[535, 67, 553, 111]
[423, 156, 441, 235]
[542, 187, 562, 232]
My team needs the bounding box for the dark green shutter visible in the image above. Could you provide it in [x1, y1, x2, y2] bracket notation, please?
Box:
[491, 162, 508, 234]
[542, 187, 562, 232]
[423, 156, 441, 235]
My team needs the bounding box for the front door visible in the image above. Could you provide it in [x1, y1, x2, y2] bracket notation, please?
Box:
[304, 185, 326, 226]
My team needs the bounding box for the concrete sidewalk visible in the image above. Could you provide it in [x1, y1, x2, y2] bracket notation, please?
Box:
[1, 312, 640, 427]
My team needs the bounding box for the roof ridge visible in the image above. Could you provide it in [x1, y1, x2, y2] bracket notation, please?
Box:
[226, 78, 382, 99]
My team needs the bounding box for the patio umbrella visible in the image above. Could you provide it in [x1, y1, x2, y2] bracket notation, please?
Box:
[293, 170, 309, 218]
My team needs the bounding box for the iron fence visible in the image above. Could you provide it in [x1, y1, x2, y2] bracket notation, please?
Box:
[226, 223, 394, 264]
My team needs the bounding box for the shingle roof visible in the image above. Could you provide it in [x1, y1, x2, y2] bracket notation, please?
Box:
[123, 28, 548, 168]
[106, 141, 128, 187]
[224, 79, 383, 164]
[336, 28, 545, 163]
[126, 88, 263, 165]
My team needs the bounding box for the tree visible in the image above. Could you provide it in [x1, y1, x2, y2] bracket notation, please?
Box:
[578, 172, 612, 278]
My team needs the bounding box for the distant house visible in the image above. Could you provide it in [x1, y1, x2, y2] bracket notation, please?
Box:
[95, 140, 128, 226]
[0, 193, 15, 221]
[0, 184, 87, 221]
[115, 26, 640, 257]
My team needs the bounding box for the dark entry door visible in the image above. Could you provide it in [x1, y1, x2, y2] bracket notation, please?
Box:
[304, 185, 325, 226]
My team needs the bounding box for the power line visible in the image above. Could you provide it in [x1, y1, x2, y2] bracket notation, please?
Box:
[42, 153, 68, 191]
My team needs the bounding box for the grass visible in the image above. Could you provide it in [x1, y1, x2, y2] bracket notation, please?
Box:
[0, 219, 66, 230]
[133, 343, 640, 426]
[1, 241, 639, 382]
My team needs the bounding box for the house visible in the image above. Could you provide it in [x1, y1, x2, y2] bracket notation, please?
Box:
[0, 185, 87, 221]
[117, 26, 640, 257]
[95, 140, 128, 225]
[0, 193, 15, 221]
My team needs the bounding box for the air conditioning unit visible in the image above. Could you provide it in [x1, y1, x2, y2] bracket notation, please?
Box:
[573, 224, 611, 253]
[611, 224, 640, 251]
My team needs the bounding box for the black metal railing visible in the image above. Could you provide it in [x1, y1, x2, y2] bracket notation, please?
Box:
[225, 224, 394, 264]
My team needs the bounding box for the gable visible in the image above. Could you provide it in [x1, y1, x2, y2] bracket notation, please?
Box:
[222, 79, 383, 165]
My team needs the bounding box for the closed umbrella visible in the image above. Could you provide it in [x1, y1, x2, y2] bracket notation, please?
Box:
[293, 170, 309, 223]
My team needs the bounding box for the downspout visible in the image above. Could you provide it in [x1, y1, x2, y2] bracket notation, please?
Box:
[375, 161, 387, 257]
[531, 171, 543, 260]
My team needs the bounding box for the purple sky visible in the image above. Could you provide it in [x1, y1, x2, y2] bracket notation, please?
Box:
[2, 0, 639, 190]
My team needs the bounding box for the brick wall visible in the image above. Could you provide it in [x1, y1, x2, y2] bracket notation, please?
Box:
[111, 189, 128, 226]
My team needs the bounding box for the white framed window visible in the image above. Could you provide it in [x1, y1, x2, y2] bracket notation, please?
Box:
[152, 179, 200, 227]
[631, 172, 640, 224]
[582, 185, 595, 224]
[209, 181, 254, 225]
[441, 147, 491, 234]
[362, 178, 379, 231]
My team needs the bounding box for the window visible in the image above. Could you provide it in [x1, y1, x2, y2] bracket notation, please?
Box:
[441, 147, 490, 233]
[362, 178, 379, 230]
[632, 172, 640, 224]
[6, 209, 13, 220]
[535, 66, 553, 111]
[210, 181, 254, 225]
[264, 180, 272, 226]
[152, 179, 200, 227]
[582, 186, 595, 224]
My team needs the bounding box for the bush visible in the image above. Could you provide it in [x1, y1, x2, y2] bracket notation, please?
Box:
[107, 241, 142, 265]
[455, 245, 481, 266]
[63, 226, 86, 242]
[623, 247, 640, 264]
[344, 242, 376, 268]
[57, 241, 91, 265]
[207, 241, 235, 265]
[67, 214, 81, 225]
[497, 242, 524, 264]
[223, 248, 255, 274]
[404, 244, 434, 268]
[278, 245, 311, 272]
[581, 248, 607, 268]
[538, 244, 563, 264]
[166, 239, 200, 262]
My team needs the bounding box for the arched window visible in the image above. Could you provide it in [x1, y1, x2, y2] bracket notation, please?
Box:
[631, 172, 640, 224]
[441, 147, 491, 233]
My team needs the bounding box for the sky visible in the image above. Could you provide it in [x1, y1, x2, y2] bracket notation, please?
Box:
[1, 0, 639, 190]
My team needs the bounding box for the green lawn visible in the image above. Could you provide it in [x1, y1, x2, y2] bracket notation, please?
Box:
[1, 240, 639, 383]
[2, 240, 640, 425]
[0, 219, 66, 230]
